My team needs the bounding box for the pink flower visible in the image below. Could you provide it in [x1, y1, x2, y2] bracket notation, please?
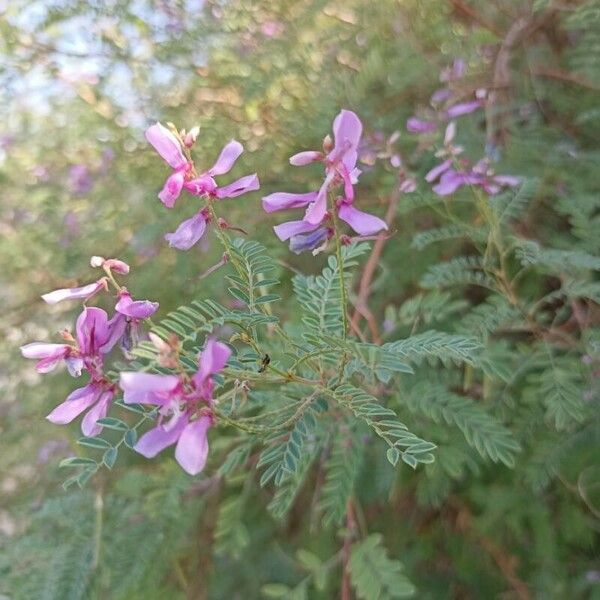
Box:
[119, 338, 231, 475]
[145, 122, 191, 208]
[263, 110, 387, 252]
[21, 307, 121, 436]
[428, 158, 521, 197]
[106, 289, 159, 356]
[145, 123, 260, 250]
[21, 306, 118, 377]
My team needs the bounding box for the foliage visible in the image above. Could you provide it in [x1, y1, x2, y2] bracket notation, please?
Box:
[1, 1, 600, 599]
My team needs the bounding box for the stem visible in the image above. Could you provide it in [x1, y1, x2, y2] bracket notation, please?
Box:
[331, 204, 349, 339]
[92, 490, 103, 569]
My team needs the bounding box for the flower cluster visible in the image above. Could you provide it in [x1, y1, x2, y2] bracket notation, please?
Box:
[146, 122, 259, 250]
[20, 257, 158, 437]
[262, 110, 388, 254]
[405, 60, 520, 197]
[21, 102, 521, 478]
[406, 58, 485, 135]
[424, 122, 520, 196]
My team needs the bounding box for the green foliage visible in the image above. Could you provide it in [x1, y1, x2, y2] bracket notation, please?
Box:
[318, 428, 364, 527]
[3, 0, 600, 598]
[331, 384, 436, 468]
[405, 382, 521, 466]
[293, 244, 369, 337]
[349, 534, 416, 599]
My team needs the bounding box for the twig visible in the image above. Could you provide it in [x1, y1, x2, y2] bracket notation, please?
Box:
[448, 0, 504, 37]
[349, 188, 401, 343]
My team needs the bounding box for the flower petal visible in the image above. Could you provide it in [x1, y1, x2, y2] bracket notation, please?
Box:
[120, 372, 180, 405]
[209, 140, 243, 176]
[273, 219, 319, 241]
[303, 172, 332, 225]
[338, 204, 388, 235]
[289, 151, 322, 166]
[158, 170, 185, 208]
[262, 191, 318, 213]
[115, 291, 159, 319]
[46, 384, 101, 425]
[41, 280, 105, 304]
[446, 101, 482, 118]
[184, 175, 217, 196]
[135, 414, 188, 459]
[215, 174, 260, 199]
[20, 342, 69, 360]
[145, 122, 187, 169]
[425, 159, 453, 183]
[76, 307, 110, 356]
[432, 171, 467, 195]
[406, 117, 437, 134]
[165, 212, 208, 251]
[196, 338, 231, 384]
[174, 416, 211, 475]
[289, 228, 329, 254]
[81, 390, 113, 437]
[100, 313, 127, 354]
[331, 110, 362, 170]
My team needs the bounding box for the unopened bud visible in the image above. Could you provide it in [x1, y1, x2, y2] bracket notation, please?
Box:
[104, 258, 130, 274]
[322, 134, 333, 153]
[90, 256, 105, 268]
[183, 126, 200, 148]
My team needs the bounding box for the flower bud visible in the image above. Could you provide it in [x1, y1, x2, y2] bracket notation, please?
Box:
[322, 134, 333, 153]
[183, 126, 200, 148]
[90, 256, 105, 268]
[104, 258, 130, 274]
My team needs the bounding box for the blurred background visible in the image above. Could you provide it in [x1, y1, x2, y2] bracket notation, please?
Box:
[1, 0, 599, 598]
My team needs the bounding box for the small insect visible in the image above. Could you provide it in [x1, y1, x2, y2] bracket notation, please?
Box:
[258, 354, 271, 373]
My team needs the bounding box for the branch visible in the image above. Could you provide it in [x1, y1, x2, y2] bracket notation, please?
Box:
[350, 188, 401, 343]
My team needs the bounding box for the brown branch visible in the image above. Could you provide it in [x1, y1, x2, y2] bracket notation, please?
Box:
[341, 499, 357, 600]
[350, 189, 401, 343]
[449, 497, 531, 600]
[530, 66, 600, 91]
[448, 0, 504, 37]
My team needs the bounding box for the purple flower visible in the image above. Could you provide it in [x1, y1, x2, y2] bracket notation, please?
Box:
[21, 307, 121, 436]
[428, 158, 521, 197]
[145, 122, 260, 250]
[263, 110, 387, 251]
[68, 164, 93, 196]
[105, 289, 159, 356]
[21, 307, 117, 378]
[119, 338, 231, 475]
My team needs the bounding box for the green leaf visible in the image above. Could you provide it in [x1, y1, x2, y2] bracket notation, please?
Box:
[96, 417, 129, 431]
[77, 437, 112, 450]
[124, 429, 138, 449]
[103, 447, 118, 469]
[59, 457, 98, 468]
